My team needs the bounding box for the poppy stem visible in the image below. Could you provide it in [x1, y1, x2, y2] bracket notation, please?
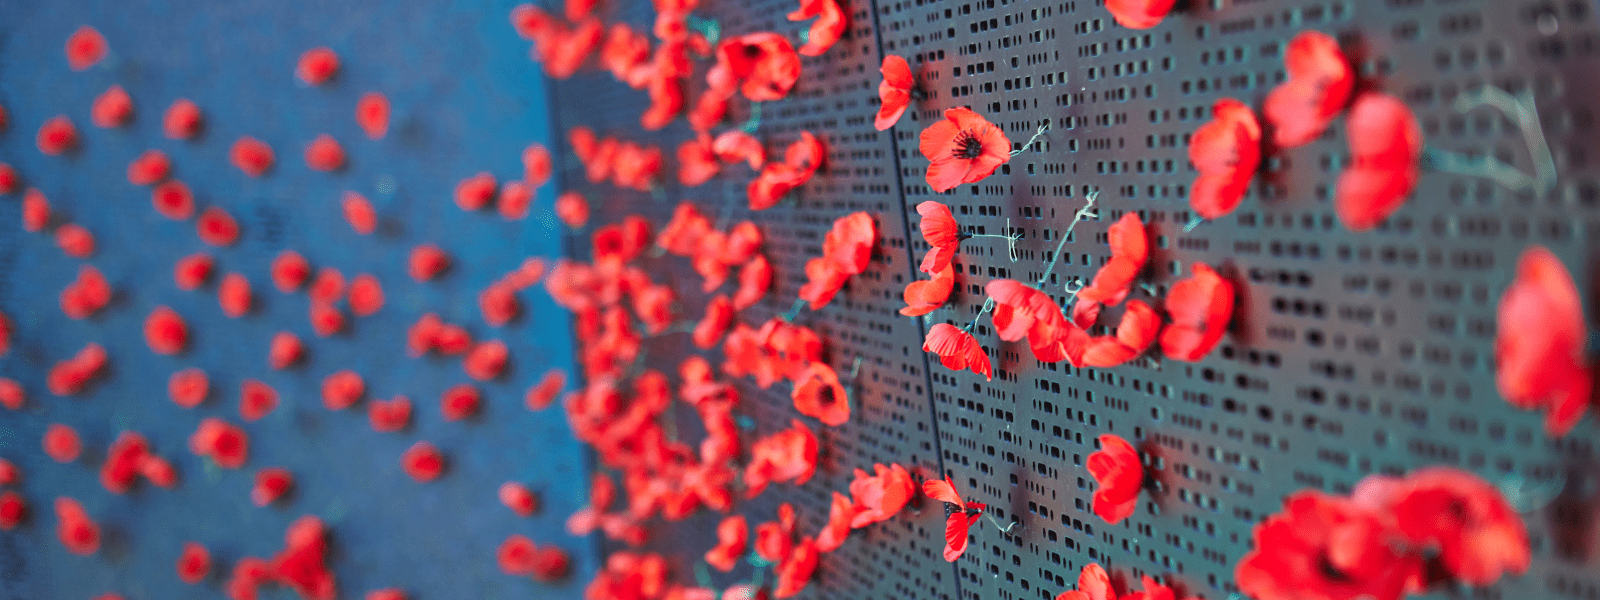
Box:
[650, 185, 667, 203]
[694, 562, 714, 589]
[1183, 215, 1205, 232]
[740, 102, 764, 134]
[1032, 190, 1098, 288]
[964, 220, 1022, 263]
[984, 513, 1019, 535]
[686, 16, 722, 46]
[1009, 122, 1050, 156]
[964, 297, 995, 332]
[1455, 86, 1557, 192]
[849, 355, 863, 379]
[780, 297, 808, 322]
[1139, 283, 1158, 297]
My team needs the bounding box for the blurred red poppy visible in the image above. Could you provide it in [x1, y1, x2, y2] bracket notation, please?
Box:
[713, 131, 766, 169]
[127, 150, 171, 185]
[144, 306, 188, 354]
[876, 55, 913, 130]
[240, 379, 279, 422]
[1496, 246, 1592, 435]
[408, 244, 450, 281]
[1104, 0, 1176, 29]
[556, 191, 591, 228]
[47, 342, 107, 395]
[789, 0, 847, 57]
[526, 369, 567, 411]
[343, 192, 377, 234]
[713, 33, 802, 102]
[348, 274, 383, 316]
[1079, 300, 1160, 367]
[54, 223, 95, 258]
[923, 475, 987, 561]
[60, 265, 110, 320]
[297, 47, 339, 85]
[169, 368, 209, 408]
[499, 482, 539, 516]
[139, 456, 178, 488]
[744, 420, 819, 498]
[847, 463, 913, 527]
[1335, 93, 1422, 231]
[189, 418, 248, 468]
[66, 26, 107, 70]
[1087, 434, 1142, 523]
[0, 164, 16, 195]
[356, 92, 389, 139]
[91, 85, 133, 128]
[924, 323, 991, 380]
[920, 108, 1009, 192]
[1353, 467, 1529, 586]
[198, 206, 240, 246]
[774, 536, 819, 597]
[219, 273, 252, 318]
[706, 515, 749, 571]
[1053, 563, 1116, 600]
[304, 134, 345, 171]
[1077, 212, 1148, 305]
[153, 180, 195, 220]
[164, 99, 203, 139]
[1239, 491, 1422, 600]
[177, 541, 211, 584]
[252, 468, 293, 506]
[1189, 98, 1262, 220]
[401, 442, 445, 482]
[101, 431, 149, 494]
[440, 384, 480, 421]
[1265, 31, 1353, 148]
[230, 136, 275, 177]
[464, 341, 509, 381]
[0, 492, 19, 531]
[678, 134, 721, 186]
[368, 396, 412, 432]
[792, 362, 849, 426]
[320, 370, 364, 410]
[36, 116, 78, 156]
[1157, 261, 1234, 362]
[55, 497, 100, 555]
[455, 172, 497, 211]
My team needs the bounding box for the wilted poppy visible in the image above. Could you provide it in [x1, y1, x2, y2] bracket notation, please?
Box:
[922, 475, 988, 561]
[920, 108, 1010, 193]
[1087, 434, 1142, 523]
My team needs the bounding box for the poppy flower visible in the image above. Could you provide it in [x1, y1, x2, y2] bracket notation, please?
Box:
[340, 191, 377, 234]
[127, 150, 172, 186]
[230, 136, 275, 177]
[724, 221, 764, 264]
[799, 211, 877, 308]
[55, 224, 95, 258]
[791, 362, 850, 426]
[263, 332, 303, 370]
[464, 340, 509, 381]
[435, 323, 474, 355]
[0, 163, 17, 194]
[368, 395, 412, 432]
[177, 541, 212, 584]
[712, 131, 766, 170]
[401, 441, 445, 482]
[408, 244, 450, 281]
[678, 134, 721, 186]
[847, 463, 914, 527]
[0, 492, 24, 531]
[1160, 262, 1235, 362]
[731, 254, 773, 310]
[198, 206, 240, 246]
[143, 306, 188, 354]
[1189, 98, 1262, 220]
[814, 492, 859, 552]
[1086, 434, 1142, 523]
[525, 369, 566, 411]
[164, 99, 203, 139]
[270, 516, 336, 600]
[755, 503, 798, 562]
[1077, 212, 1148, 305]
[311, 370, 361, 411]
[530, 546, 570, 582]
[922, 475, 988, 561]
[251, 467, 293, 506]
[641, 72, 686, 131]
[1053, 563, 1115, 600]
[270, 250, 311, 293]
[55, 497, 100, 555]
[920, 108, 1010, 193]
[702, 514, 750, 571]
[612, 142, 665, 191]
[153, 180, 195, 220]
[45, 424, 82, 463]
[452, 172, 496, 210]
[367, 590, 405, 600]
[91, 85, 133, 128]
[310, 268, 345, 303]
[498, 181, 533, 220]
[633, 284, 676, 335]
[876, 55, 914, 131]
[0, 459, 16, 485]
[898, 264, 956, 317]
[499, 482, 539, 516]
[169, 368, 209, 407]
[356, 92, 389, 139]
[226, 557, 274, 600]
[1496, 246, 1592, 436]
[348, 274, 383, 316]
[478, 284, 519, 327]
[789, 0, 847, 57]
[693, 295, 736, 349]
[1236, 491, 1420, 600]
[189, 417, 249, 469]
[986, 278, 1072, 351]
[437, 383, 480, 421]
[923, 323, 992, 380]
[1264, 31, 1354, 148]
[66, 26, 107, 70]
[657, 202, 712, 256]
[239, 379, 278, 422]
[1353, 469, 1527, 589]
[47, 343, 107, 395]
[219, 273, 252, 317]
[915, 201, 961, 274]
[1079, 300, 1161, 367]
[714, 33, 802, 101]
[139, 456, 178, 488]
[556, 191, 590, 227]
[36, 116, 78, 156]
[22, 188, 51, 232]
[541, 18, 605, 80]
[1104, 0, 1176, 29]
[498, 534, 539, 575]
[1335, 92, 1422, 231]
[296, 47, 339, 85]
[774, 537, 819, 598]
[744, 420, 819, 498]
[172, 254, 214, 292]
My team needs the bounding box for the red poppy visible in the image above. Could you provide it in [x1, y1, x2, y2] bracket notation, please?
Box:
[1160, 262, 1234, 362]
[800, 211, 878, 309]
[987, 278, 1070, 346]
[774, 536, 819, 598]
[1104, 0, 1176, 29]
[641, 70, 686, 131]
[304, 134, 345, 171]
[368, 396, 412, 432]
[348, 274, 383, 316]
[170, 253, 212, 291]
[1236, 491, 1420, 600]
[1077, 212, 1148, 305]
[1053, 563, 1116, 600]
[169, 368, 209, 408]
[226, 557, 274, 600]
[923, 323, 992, 380]
[177, 542, 211, 584]
[139, 456, 178, 488]
[526, 369, 567, 410]
[913, 200, 962, 273]
[1496, 246, 1592, 436]
[126, 150, 171, 186]
[1189, 98, 1262, 220]
[160, 98, 203, 139]
[342, 192, 377, 234]
[1079, 300, 1161, 367]
[601, 23, 650, 85]
[657, 202, 711, 256]
[923, 475, 987, 561]
[792, 362, 849, 426]
[499, 482, 539, 516]
[724, 221, 764, 264]
[270, 515, 336, 600]
[633, 284, 676, 335]
[789, 0, 847, 56]
[0, 164, 16, 194]
[310, 267, 345, 303]
[814, 492, 858, 552]
[239, 379, 278, 422]
[54, 223, 95, 258]
[312, 370, 361, 410]
[692, 294, 736, 349]
[91, 85, 133, 128]
[296, 47, 340, 85]
[1086, 434, 1142, 523]
[59, 265, 108, 319]
[408, 244, 450, 281]
[48, 343, 107, 399]
[844, 463, 914, 527]
[678, 134, 721, 186]
[265, 251, 308, 294]
[713, 131, 766, 169]
[901, 264, 955, 317]
[55, 497, 100, 555]
[511, 3, 557, 39]
[143, 306, 188, 354]
[0, 492, 24, 530]
[230, 136, 275, 177]
[920, 108, 1010, 193]
[219, 273, 252, 318]
[1335, 92, 1422, 231]
[494, 180, 531, 221]
[0, 459, 15, 485]
[498, 534, 539, 575]
[198, 206, 240, 247]
[22, 188, 50, 231]
[99, 431, 149, 494]
[455, 172, 497, 211]
[36, 116, 78, 156]
[1265, 31, 1354, 148]
[705, 514, 749, 571]
[755, 503, 798, 562]
[556, 191, 590, 228]
[366, 589, 405, 600]
[438, 383, 480, 421]
[478, 284, 518, 327]
[309, 301, 345, 337]
[151, 180, 195, 220]
[189, 417, 249, 469]
[401, 441, 445, 482]
[252, 468, 293, 506]
[713, 33, 802, 101]
[1354, 467, 1528, 586]
[463, 341, 509, 381]
[613, 142, 665, 191]
[744, 420, 819, 497]
[66, 26, 107, 70]
[876, 55, 914, 131]
[542, 18, 605, 80]
[356, 92, 389, 139]
[436, 323, 474, 355]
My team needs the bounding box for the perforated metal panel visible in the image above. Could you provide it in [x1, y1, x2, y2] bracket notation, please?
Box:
[549, 0, 1600, 598]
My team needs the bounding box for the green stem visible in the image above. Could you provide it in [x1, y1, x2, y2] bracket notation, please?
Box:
[964, 298, 995, 333]
[1033, 190, 1099, 288]
[739, 102, 764, 134]
[779, 297, 807, 322]
[1010, 122, 1051, 156]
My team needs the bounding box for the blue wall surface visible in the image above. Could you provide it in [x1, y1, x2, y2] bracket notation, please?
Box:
[0, 1, 592, 598]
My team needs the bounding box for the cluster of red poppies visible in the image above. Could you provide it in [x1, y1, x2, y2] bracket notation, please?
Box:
[1052, 562, 1197, 600]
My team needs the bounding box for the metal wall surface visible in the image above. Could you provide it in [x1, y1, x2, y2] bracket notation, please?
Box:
[549, 0, 1600, 599]
[0, 1, 591, 598]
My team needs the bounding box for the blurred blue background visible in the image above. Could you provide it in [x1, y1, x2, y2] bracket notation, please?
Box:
[0, 1, 591, 598]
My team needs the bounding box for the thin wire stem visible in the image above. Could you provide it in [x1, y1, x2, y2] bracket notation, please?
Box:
[1427, 86, 1558, 194]
[779, 297, 808, 322]
[739, 102, 764, 134]
[1033, 190, 1099, 288]
[1009, 122, 1050, 156]
[964, 297, 995, 333]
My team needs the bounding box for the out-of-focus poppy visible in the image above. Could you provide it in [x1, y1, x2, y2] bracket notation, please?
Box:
[269, 332, 304, 370]
[526, 369, 567, 410]
[198, 206, 240, 247]
[297, 47, 340, 85]
[440, 384, 480, 421]
[1077, 212, 1148, 306]
[169, 368, 209, 408]
[1237, 491, 1420, 600]
[464, 340, 509, 381]
[694, 295, 736, 349]
[1079, 300, 1161, 368]
[678, 134, 721, 186]
[66, 26, 107, 70]
[251, 468, 293, 506]
[1104, 0, 1176, 29]
[55, 497, 100, 555]
[499, 181, 533, 221]
[127, 150, 171, 186]
[498, 534, 539, 575]
[269, 515, 336, 600]
[706, 514, 748, 571]
[240, 379, 279, 422]
[815, 492, 858, 552]
[219, 273, 252, 318]
[100, 432, 149, 494]
[165, 99, 203, 139]
[499, 482, 539, 516]
[0, 491, 24, 530]
[920, 108, 1010, 193]
[230, 136, 275, 178]
[791, 362, 849, 426]
[923, 475, 987, 561]
[734, 255, 773, 310]
[1087, 434, 1142, 524]
[343, 192, 377, 234]
[36, 116, 78, 156]
[799, 211, 877, 309]
[556, 191, 590, 228]
[1496, 246, 1592, 436]
[23, 188, 51, 231]
[356, 92, 389, 139]
[91, 85, 133, 128]
[401, 442, 445, 482]
[924, 323, 991, 380]
[713, 131, 766, 169]
[174, 253, 213, 290]
[755, 503, 797, 562]
[189, 418, 248, 468]
[847, 463, 914, 527]
[59, 264, 110, 320]
[1160, 262, 1234, 362]
[789, 0, 847, 56]
[0, 164, 17, 195]
[177, 541, 211, 584]
[455, 172, 497, 211]
[139, 456, 178, 488]
[1335, 92, 1422, 231]
[1265, 31, 1354, 148]
[901, 264, 955, 316]
[348, 274, 383, 317]
[1189, 98, 1262, 220]
[268, 250, 310, 293]
[744, 420, 819, 498]
[877, 55, 914, 130]
[1353, 467, 1529, 587]
[713, 33, 802, 102]
[774, 537, 819, 597]
[408, 244, 450, 281]
[368, 396, 411, 432]
[153, 180, 195, 220]
[144, 306, 188, 355]
[304, 134, 345, 171]
[54, 223, 95, 258]
[319, 370, 364, 411]
[47, 343, 107, 396]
